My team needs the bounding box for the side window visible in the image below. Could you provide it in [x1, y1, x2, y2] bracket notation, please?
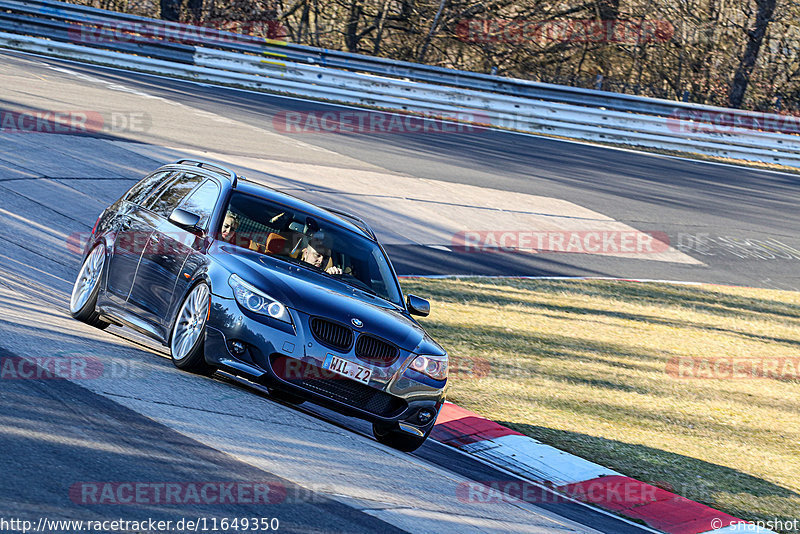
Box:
[177, 180, 220, 229]
[146, 173, 204, 218]
[124, 171, 171, 206]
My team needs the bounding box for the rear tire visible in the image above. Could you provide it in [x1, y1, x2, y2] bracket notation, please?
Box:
[373, 422, 431, 452]
[69, 245, 110, 329]
[169, 282, 214, 375]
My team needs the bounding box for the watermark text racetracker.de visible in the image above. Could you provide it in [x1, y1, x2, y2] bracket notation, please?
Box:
[71, 482, 285, 506]
[457, 478, 675, 506]
[69, 480, 333, 506]
[0, 351, 149, 380]
[450, 230, 800, 259]
[69, 19, 287, 45]
[667, 357, 800, 380]
[0, 110, 151, 135]
[272, 110, 488, 134]
[451, 230, 670, 254]
[456, 18, 674, 45]
[272, 354, 490, 381]
[666, 108, 800, 136]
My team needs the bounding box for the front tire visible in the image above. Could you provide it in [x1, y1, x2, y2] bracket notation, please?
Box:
[373, 422, 431, 452]
[69, 245, 109, 329]
[169, 282, 214, 375]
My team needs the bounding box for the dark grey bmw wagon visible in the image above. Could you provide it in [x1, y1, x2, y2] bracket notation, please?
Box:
[70, 159, 448, 451]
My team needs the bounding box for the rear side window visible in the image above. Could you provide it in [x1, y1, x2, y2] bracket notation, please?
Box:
[125, 171, 171, 206]
[146, 173, 204, 218]
[177, 179, 220, 229]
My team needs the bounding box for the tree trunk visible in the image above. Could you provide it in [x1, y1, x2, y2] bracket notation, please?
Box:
[596, 0, 620, 21]
[160, 0, 181, 21]
[728, 0, 777, 109]
[591, 0, 621, 83]
[345, 0, 362, 52]
[298, 0, 311, 42]
[371, 0, 391, 55]
[418, 0, 447, 63]
[186, 0, 202, 23]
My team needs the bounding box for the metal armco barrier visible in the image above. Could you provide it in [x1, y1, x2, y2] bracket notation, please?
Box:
[1, 0, 799, 167]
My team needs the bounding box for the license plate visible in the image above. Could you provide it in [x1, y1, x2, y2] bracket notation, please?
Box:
[323, 354, 372, 384]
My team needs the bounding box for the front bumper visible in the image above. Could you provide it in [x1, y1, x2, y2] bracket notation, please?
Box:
[205, 294, 446, 431]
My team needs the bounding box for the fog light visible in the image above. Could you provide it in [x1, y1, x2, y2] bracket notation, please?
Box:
[417, 409, 434, 424]
[229, 340, 246, 355]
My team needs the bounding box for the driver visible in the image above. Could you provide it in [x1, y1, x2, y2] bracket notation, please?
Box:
[301, 233, 342, 275]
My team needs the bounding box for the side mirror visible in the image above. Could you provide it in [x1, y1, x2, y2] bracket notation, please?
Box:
[169, 208, 202, 234]
[407, 294, 430, 317]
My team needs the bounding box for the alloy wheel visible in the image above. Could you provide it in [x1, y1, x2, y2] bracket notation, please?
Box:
[171, 283, 210, 362]
[70, 246, 105, 314]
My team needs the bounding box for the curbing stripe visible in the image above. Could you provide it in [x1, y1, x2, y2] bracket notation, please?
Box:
[434, 404, 617, 485]
[464, 434, 620, 486]
[560, 476, 671, 513]
[433, 403, 777, 534]
[560, 476, 739, 534]
[431, 402, 522, 447]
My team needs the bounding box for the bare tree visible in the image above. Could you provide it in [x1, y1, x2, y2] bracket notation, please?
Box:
[75, 0, 800, 111]
[418, 0, 447, 62]
[729, 0, 778, 108]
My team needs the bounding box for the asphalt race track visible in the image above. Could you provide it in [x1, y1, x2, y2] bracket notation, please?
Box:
[2, 50, 799, 289]
[0, 49, 797, 533]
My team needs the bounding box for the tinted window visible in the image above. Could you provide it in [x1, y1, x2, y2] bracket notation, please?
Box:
[125, 171, 171, 206]
[147, 173, 204, 218]
[177, 179, 220, 229]
[223, 192, 401, 305]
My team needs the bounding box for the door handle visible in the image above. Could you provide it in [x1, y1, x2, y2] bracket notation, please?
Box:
[150, 234, 160, 244]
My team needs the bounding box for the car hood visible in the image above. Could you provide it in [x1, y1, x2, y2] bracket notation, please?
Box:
[214, 249, 445, 355]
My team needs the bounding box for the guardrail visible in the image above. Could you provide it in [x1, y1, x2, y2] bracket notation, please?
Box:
[1, 0, 799, 167]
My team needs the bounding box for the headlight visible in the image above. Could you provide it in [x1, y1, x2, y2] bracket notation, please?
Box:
[409, 354, 448, 381]
[228, 274, 292, 324]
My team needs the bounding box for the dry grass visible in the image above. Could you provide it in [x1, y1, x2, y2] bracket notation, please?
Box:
[401, 278, 800, 529]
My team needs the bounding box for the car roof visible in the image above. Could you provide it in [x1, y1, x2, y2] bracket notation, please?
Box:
[163, 161, 377, 241]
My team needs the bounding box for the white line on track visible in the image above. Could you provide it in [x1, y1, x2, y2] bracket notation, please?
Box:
[399, 274, 705, 284]
[398, 274, 777, 290]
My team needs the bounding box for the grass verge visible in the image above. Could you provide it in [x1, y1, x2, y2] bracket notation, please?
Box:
[400, 277, 800, 530]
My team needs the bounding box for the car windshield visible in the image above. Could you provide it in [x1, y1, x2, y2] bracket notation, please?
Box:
[218, 191, 402, 305]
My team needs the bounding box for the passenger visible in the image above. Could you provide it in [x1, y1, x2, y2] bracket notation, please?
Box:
[219, 212, 241, 245]
[301, 235, 342, 275]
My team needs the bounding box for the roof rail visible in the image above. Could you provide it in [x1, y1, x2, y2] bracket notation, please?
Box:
[173, 159, 238, 187]
[322, 207, 377, 240]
